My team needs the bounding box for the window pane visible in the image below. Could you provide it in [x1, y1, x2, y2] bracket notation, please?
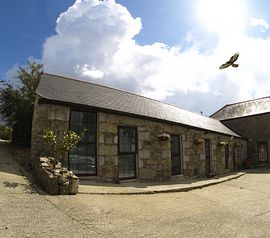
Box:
[118, 155, 136, 179]
[70, 111, 80, 123]
[86, 143, 96, 157]
[69, 111, 97, 175]
[69, 153, 79, 174]
[171, 155, 181, 175]
[171, 135, 180, 155]
[86, 134, 95, 143]
[119, 127, 136, 153]
[76, 143, 87, 156]
[258, 142, 268, 162]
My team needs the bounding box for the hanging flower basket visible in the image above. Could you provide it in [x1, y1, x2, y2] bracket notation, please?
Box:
[218, 141, 228, 146]
[157, 133, 171, 141]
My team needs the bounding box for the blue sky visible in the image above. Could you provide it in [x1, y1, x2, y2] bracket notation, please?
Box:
[1, 0, 194, 75]
[0, 0, 74, 77]
[1, 0, 270, 115]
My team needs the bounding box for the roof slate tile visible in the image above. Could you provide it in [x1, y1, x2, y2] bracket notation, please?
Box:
[211, 97, 270, 120]
[36, 73, 240, 137]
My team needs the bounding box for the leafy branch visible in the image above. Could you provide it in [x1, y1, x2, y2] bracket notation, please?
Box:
[42, 129, 84, 164]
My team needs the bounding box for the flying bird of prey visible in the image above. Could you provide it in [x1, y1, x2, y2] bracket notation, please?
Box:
[219, 52, 240, 70]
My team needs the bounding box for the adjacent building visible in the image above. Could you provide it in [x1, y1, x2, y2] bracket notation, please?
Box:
[31, 73, 247, 182]
[211, 97, 270, 167]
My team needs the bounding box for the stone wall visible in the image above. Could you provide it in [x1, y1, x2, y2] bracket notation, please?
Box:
[98, 112, 247, 181]
[223, 113, 270, 166]
[31, 101, 247, 182]
[222, 113, 270, 167]
[31, 98, 70, 167]
[35, 156, 79, 195]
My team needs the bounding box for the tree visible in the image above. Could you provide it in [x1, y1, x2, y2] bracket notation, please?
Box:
[0, 61, 43, 147]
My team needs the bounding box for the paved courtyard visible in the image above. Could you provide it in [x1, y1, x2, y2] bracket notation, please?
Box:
[1, 141, 270, 237]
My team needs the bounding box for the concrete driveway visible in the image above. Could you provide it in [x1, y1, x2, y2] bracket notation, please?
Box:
[47, 172, 270, 238]
[0, 141, 104, 238]
[1, 141, 270, 237]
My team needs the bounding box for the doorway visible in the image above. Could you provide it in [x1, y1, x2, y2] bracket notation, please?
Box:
[171, 134, 181, 175]
[118, 127, 137, 179]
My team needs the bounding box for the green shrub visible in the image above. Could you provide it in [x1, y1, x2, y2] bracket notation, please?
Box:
[42, 129, 82, 163]
[0, 125, 12, 140]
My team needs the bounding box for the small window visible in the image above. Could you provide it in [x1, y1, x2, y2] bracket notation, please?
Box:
[258, 142, 268, 162]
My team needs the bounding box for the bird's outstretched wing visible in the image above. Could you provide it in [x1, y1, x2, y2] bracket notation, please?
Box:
[228, 52, 239, 63]
[219, 62, 231, 69]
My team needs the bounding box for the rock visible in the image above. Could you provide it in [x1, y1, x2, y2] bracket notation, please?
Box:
[40, 157, 49, 163]
[59, 181, 69, 195]
[69, 176, 79, 195]
[60, 168, 69, 175]
[36, 156, 79, 195]
[47, 176, 59, 195]
[58, 176, 67, 184]
[41, 162, 49, 167]
[54, 162, 62, 169]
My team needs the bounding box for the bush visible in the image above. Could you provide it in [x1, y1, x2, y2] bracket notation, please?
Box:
[0, 125, 12, 140]
[42, 129, 82, 163]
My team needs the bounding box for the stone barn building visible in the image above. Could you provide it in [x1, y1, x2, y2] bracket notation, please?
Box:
[31, 73, 247, 182]
[211, 97, 270, 168]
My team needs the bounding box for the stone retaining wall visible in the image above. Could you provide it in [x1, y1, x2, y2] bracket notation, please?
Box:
[34, 157, 79, 195]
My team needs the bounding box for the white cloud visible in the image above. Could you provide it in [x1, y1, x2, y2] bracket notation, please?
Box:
[74, 64, 104, 79]
[250, 18, 269, 32]
[2, 64, 20, 86]
[42, 0, 270, 115]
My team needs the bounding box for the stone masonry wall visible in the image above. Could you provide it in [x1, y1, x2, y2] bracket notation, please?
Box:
[31, 98, 70, 167]
[223, 113, 270, 167]
[98, 112, 247, 181]
[31, 101, 247, 182]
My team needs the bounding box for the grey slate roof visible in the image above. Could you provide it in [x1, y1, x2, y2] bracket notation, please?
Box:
[36, 73, 240, 137]
[211, 97, 270, 121]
